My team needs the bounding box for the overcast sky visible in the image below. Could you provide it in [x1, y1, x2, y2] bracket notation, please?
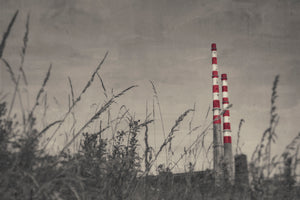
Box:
[1, 0, 300, 171]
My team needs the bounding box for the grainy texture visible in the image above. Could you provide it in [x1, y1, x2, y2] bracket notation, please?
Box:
[0, 1, 300, 199]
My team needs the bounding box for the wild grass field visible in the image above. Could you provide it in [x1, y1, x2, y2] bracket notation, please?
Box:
[0, 11, 300, 200]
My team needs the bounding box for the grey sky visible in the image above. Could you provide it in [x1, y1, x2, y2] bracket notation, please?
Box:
[1, 0, 300, 171]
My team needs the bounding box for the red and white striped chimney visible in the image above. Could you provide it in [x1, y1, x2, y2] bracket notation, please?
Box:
[221, 73, 233, 182]
[212, 44, 221, 125]
[221, 74, 231, 143]
[211, 43, 223, 184]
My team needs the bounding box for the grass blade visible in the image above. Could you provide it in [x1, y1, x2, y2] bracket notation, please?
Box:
[0, 10, 18, 58]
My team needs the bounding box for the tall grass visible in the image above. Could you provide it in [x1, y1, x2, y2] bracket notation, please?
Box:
[249, 75, 300, 200]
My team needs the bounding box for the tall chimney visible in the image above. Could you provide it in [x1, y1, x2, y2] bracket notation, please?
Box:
[221, 73, 233, 183]
[211, 43, 223, 185]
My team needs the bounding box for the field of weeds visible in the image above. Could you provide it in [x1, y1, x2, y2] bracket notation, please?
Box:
[0, 11, 300, 200]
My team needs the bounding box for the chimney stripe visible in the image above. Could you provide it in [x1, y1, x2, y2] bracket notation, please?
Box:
[223, 136, 232, 144]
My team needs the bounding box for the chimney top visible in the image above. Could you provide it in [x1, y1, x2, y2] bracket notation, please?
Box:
[211, 43, 217, 51]
[221, 73, 227, 80]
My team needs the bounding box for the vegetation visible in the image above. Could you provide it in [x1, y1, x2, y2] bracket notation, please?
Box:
[0, 11, 299, 200]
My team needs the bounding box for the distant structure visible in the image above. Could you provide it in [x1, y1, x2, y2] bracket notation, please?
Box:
[221, 73, 233, 182]
[211, 43, 223, 185]
[234, 154, 249, 188]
